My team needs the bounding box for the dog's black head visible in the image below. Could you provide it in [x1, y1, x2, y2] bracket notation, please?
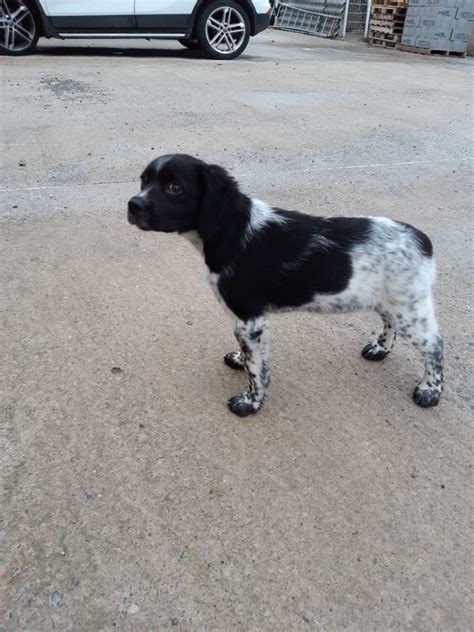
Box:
[128, 154, 246, 240]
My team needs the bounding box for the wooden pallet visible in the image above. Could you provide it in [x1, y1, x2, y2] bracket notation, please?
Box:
[372, 0, 407, 6]
[369, 24, 404, 34]
[398, 45, 466, 57]
[369, 7, 406, 38]
[371, 16, 405, 22]
[369, 30, 400, 42]
[368, 36, 398, 48]
[372, 6, 407, 15]
[370, 18, 405, 27]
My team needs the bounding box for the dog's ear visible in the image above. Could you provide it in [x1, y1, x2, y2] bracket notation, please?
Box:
[197, 163, 241, 241]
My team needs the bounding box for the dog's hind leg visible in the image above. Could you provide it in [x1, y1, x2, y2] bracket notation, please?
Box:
[413, 332, 444, 407]
[392, 297, 443, 407]
[361, 310, 396, 361]
[228, 316, 271, 417]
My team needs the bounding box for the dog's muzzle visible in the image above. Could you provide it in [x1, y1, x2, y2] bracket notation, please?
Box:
[128, 196, 149, 229]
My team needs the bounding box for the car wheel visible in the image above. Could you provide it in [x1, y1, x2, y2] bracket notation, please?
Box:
[0, 0, 39, 55]
[179, 38, 201, 50]
[196, 0, 250, 60]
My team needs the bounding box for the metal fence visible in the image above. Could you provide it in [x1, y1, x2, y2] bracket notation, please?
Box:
[272, 0, 371, 38]
[343, 0, 371, 35]
[272, 2, 342, 38]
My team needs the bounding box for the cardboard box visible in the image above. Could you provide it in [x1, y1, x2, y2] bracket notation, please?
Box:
[419, 24, 443, 36]
[435, 7, 457, 18]
[451, 29, 470, 41]
[449, 38, 468, 51]
[401, 34, 418, 45]
[432, 20, 453, 39]
[451, 20, 473, 35]
[416, 36, 433, 47]
[433, 38, 451, 48]
[455, 8, 474, 20]
[405, 4, 420, 15]
[405, 15, 421, 26]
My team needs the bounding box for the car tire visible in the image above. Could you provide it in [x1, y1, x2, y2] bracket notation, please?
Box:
[178, 38, 201, 50]
[196, 0, 250, 60]
[0, 0, 39, 56]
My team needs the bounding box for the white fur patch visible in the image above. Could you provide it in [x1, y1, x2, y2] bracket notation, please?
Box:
[301, 217, 436, 315]
[248, 199, 286, 233]
[208, 269, 235, 318]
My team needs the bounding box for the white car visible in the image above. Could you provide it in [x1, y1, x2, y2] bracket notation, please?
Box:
[0, 0, 271, 59]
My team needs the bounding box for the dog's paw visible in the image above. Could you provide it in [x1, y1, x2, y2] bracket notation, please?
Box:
[361, 342, 389, 361]
[228, 393, 261, 417]
[224, 351, 244, 370]
[413, 385, 441, 408]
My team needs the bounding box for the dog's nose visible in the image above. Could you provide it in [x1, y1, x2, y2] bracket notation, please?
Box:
[128, 196, 145, 216]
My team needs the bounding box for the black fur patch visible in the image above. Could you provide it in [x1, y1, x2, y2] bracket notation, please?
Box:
[398, 221, 433, 258]
[217, 213, 371, 321]
[361, 343, 389, 361]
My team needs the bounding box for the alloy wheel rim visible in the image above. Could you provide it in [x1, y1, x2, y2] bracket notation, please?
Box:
[0, 0, 35, 52]
[205, 7, 246, 55]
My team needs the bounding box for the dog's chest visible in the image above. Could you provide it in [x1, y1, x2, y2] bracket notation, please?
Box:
[209, 272, 224, 304]
[208, 272, 234, 316]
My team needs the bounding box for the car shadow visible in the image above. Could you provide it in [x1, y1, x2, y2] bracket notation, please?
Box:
[34, 43, 264, 61]
[35, 43, 207, 59]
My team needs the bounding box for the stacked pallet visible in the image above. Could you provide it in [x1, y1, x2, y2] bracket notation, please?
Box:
[400, 0, 473, 57]
[368, 0, 408, 48]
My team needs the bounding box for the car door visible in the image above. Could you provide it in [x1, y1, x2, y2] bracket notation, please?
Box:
[134, 0, 197, 32]
[43, 0, 136, 31]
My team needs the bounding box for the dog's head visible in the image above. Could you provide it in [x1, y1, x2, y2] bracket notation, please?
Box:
[128, 154, 243, 239]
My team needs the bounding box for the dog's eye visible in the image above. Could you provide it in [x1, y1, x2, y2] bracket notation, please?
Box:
[166, 183, 182, 196]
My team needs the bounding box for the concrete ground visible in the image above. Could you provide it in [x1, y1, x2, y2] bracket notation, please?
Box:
[1, 30, 473, 632]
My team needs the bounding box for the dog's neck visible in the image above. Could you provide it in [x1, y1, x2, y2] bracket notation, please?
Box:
[180, 198, 283, 274]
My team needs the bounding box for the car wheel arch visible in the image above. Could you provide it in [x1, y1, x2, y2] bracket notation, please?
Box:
[190, 0, 256, 37]
[25, 0, 55, 36]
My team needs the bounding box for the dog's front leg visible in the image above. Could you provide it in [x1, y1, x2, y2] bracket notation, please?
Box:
[228, 316, 271, 417]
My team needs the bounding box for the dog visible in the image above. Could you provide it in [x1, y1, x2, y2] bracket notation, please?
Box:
[128, 154, 444, 417]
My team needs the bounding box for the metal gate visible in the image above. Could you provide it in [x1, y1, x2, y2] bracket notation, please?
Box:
[272, 0, 371, 38]
[272, 2, 342, 37]
[342, 0, 371, 36]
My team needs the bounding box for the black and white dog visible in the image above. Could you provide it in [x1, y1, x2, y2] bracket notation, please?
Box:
[128, 154, 444, 417]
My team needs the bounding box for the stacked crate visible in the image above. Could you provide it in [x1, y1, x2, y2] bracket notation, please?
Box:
[400, 0, 474, 56]
[368, 1, 408, 48]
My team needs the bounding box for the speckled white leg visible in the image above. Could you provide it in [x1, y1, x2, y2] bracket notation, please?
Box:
[362, 311, 396, 361]
[392, 297, 444, 407]
[228, 316, 271, 417]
